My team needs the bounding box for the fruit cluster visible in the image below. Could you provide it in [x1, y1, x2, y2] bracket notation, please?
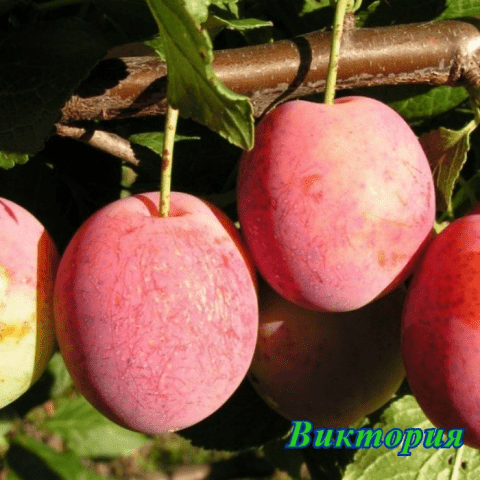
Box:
[1, 96, 479, 450]
[237, 96, 435, 432]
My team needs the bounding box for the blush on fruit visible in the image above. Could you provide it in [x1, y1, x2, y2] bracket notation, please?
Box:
[249, 281, 406, 428]
[0, 198, 59, 408]
[53, 191, 259, 434]
[237, 96, 435, 312]
[402, 215, 480, 449]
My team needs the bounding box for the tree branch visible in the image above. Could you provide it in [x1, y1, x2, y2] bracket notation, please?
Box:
[55, 124, 140, 165]
[61, 17, 480, 123]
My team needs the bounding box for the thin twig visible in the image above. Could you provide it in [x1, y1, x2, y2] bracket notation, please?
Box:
[55, 124, 140, 165]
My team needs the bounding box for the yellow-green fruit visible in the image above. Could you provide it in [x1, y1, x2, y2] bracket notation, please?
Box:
[0, 199, 59, 408]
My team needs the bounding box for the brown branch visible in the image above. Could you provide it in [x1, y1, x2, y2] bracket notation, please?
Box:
[61, 17, 480, 123]
[55, 124, 140, 165]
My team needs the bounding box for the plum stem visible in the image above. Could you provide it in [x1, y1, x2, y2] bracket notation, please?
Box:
[159, 104, 179, 217]
[324, 0, 355, 105]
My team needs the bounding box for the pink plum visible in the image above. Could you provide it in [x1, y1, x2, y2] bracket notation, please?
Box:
[53, 192, 258, 434]
[249, 282, 406, 427]
[237, 97, 435, 312]
[0, 198, 59, 408]
[402, 215, 480, 449]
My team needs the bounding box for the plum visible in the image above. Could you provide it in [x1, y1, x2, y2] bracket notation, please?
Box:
[402, 215, 480, 449]
[237, 97, 435, 312]
[53, 191, 258, 434]
[249, 281, 406, 427]
[0, 198, 59, 408]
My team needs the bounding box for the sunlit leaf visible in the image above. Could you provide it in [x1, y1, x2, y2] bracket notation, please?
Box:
[390, 86, 468, 122]
[41, 396, 150, 458]
[343, 395, 477, 480]
[129, 131, 200, 157]
[420, 122, 474, 213]
[439, 0, 480, 18]
[7, 435, 105, 480]
[145, 0, 254, 150]
[0, 152, 29, 170]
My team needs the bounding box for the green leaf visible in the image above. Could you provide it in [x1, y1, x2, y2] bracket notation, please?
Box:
[0, 416, 14, 450]
[0, 152, 29, 170]
[355, 1, 381, 27]
[343, 395, 478, 480]
[130, 131, 200, 157]
[143, 35, 167, 61]
[184, 0, 211, 24]
[0, 18, 108, 155]
[389, 85, 469, 122]
[420, 122, 474, 213]
[6, 470, 22, 480]
[208, 16, 273, 32]
[211, 0, 239, 17]
[7, 434, 105, 480]
[359, 0, 480, 29]
[41, 396, 150, 458]
[46, 352, 73, 398]
[439, 0, 480, 19]
[203, 1, 272, 41]
[449, 170, 480, 216]
[145, 0, 254, 150]
[300, 0, 331, 16]
[352, 85, 468, 123]
[211, 0, 238, 7]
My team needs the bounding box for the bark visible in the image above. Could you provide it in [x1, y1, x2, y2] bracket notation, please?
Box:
[61, 17, 480, 123]
[55, 124, 140, 165]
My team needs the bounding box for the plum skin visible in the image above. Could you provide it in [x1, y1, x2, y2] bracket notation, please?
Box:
[402, 215, 480, 449]
[249, 282, 406, 427]
[237, 97, 435, 312]
[53, 191, 259, 434]
[0, 199, 59, 408]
